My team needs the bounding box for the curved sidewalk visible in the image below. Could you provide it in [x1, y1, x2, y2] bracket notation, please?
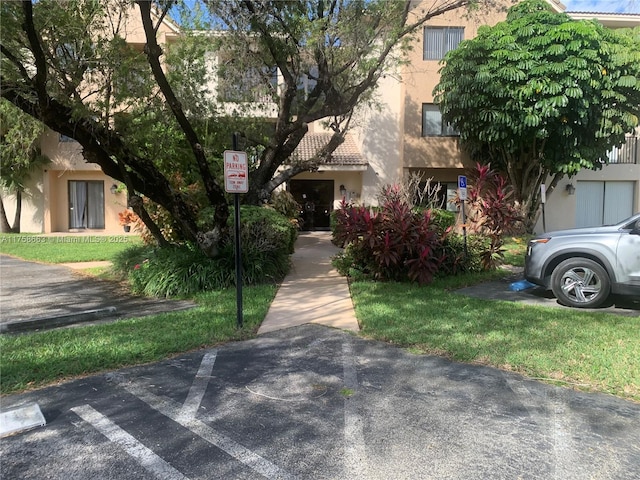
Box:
[257, 231, 360, 335]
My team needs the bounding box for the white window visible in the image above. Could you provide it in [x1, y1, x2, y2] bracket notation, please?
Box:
[423, 27, 464, 60]
[422, 104, 457, 137]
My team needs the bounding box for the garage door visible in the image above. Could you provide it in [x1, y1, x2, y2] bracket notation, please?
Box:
[576, 181, 635, 227]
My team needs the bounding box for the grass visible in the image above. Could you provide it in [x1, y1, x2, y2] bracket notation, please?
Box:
[501, 235, 530, 267]
[0, 286, 276, 394]
[0, 233, 141, 263]
[350, 275, 640, 402]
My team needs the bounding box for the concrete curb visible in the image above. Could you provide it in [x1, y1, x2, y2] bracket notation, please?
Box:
[0, 307, 118, 334]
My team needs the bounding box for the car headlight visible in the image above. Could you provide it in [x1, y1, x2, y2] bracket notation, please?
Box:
[530, 238, 551, 244]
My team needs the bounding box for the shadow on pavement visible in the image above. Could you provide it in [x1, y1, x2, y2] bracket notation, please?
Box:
[0, 255, 196, 333]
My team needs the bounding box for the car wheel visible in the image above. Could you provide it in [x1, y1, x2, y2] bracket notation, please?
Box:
[550, 258, 611, 308]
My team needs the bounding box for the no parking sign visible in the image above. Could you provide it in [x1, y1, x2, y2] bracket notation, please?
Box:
[224, 150, 248, 194]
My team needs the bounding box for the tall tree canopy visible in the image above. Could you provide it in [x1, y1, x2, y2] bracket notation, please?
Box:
[434, 0, 640, 230]
[1, 0, 488, 254]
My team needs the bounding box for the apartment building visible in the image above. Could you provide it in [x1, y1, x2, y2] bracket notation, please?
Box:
[4, 0, 638, 234]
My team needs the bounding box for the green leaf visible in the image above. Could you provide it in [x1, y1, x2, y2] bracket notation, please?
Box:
[617, 75, 638, 88]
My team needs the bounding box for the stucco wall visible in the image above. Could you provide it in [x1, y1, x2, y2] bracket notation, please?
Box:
[400, 3, 509, 175]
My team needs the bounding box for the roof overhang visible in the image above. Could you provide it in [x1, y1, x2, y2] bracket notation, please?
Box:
[567, 12, 640, 28]
[317, 164, 368, 172]
[292, 133, 368, 171]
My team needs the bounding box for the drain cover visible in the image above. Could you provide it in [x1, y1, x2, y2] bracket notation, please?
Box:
[0, 403, 46, 437]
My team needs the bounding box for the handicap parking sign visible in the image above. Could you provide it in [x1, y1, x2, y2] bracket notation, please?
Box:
[458, 175, 467, 200]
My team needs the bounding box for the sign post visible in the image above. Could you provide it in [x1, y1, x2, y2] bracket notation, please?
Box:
[540, 184, 546, 233]
[224, 137, 248, 328]
[458, 175, 468, 259]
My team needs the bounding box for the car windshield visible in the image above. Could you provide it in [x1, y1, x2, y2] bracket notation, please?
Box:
[602, 212, 640, 228]
[618, 213, 640, 229]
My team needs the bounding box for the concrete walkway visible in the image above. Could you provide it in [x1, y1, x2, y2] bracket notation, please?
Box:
[257, 231, 360, 335]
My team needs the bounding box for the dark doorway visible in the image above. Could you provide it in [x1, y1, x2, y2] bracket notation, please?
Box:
[289, 179, 334, 231]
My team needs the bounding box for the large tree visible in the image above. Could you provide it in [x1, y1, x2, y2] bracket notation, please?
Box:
[1, 0, 491, 254]
[434, 0, 640, 231]
[0, 99, 49, 233]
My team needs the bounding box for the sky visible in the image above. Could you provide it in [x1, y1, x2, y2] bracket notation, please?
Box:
[562, 0, 640, 13]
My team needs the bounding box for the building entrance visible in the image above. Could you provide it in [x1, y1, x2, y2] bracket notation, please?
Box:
[289, 180, 334, 231]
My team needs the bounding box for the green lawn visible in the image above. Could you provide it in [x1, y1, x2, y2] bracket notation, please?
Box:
[350, 277, 640, 402]
[501, 235, 530, 267]
[0, 233, 140, 263]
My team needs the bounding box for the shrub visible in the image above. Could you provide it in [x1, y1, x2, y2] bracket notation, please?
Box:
[454, 163, 523, 270]
[332, 198, 444, 285]
[234, 205, 297, 254]
[376, 173, 444, 209]
[112, 206, 296, 297]
[127, 245, 230, 297]
[269, 190, 302, 230]
[424, 208, 455, 236]
[438, 233, 490, 276]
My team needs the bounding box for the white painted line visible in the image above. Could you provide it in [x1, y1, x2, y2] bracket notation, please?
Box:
[178, 351, 217, 421]
[123, 383, 298, 480]
[342, 340, 368, 478]
[71, 404, 188, 480]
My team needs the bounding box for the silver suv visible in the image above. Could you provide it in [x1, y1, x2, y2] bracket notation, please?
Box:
[524, 213, 640, 308]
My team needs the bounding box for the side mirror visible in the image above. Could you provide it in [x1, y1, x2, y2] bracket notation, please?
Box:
[630, 220, 640, 235]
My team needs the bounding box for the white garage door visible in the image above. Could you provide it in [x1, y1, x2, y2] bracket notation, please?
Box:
[576, 181, 635, 227]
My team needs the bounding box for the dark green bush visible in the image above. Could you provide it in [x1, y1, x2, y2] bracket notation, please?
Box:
[437, 233, 490, 276]
[428, 208, 456, 235]
[112, 206, 296, 297]
[234, 205, 297, 254]
[269, 190, 302, 231]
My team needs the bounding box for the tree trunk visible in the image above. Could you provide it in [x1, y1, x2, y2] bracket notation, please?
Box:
[11, 190, 22, 233]
[0, 195, 13, 233]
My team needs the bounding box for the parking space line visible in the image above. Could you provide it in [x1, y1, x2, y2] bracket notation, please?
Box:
[123, 383, 298, 480]
[178, 351, 217, 421]
[70, 404, 189, 480]
[342, 340, 368, 479]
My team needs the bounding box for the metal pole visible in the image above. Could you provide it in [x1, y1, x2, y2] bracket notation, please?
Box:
[461, 201, 468, 260]
[540, 183, 547, 233]
[233, 133, 243, 328]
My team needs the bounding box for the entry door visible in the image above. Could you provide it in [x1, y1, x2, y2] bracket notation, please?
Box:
[289, 180, 334, 231]
[69, 180, 105, 229]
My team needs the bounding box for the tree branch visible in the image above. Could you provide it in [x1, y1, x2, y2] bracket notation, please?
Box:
[136, 1, 229, 232]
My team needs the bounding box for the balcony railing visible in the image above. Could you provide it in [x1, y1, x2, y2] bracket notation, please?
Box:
[606, 135, 638, 164]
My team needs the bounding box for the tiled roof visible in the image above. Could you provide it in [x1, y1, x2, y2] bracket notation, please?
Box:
[292, 133, 367, 166]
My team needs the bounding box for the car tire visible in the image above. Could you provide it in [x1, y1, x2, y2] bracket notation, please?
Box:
[550, 258, 611, 308]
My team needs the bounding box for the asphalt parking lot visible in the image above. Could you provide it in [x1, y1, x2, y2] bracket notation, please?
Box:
[0, 255, 195, 333]
[2, 324, 639, 480]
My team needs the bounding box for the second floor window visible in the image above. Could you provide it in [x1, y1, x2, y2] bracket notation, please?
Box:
[423, 27, 464, 60]
[422, 104, 458, 137]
